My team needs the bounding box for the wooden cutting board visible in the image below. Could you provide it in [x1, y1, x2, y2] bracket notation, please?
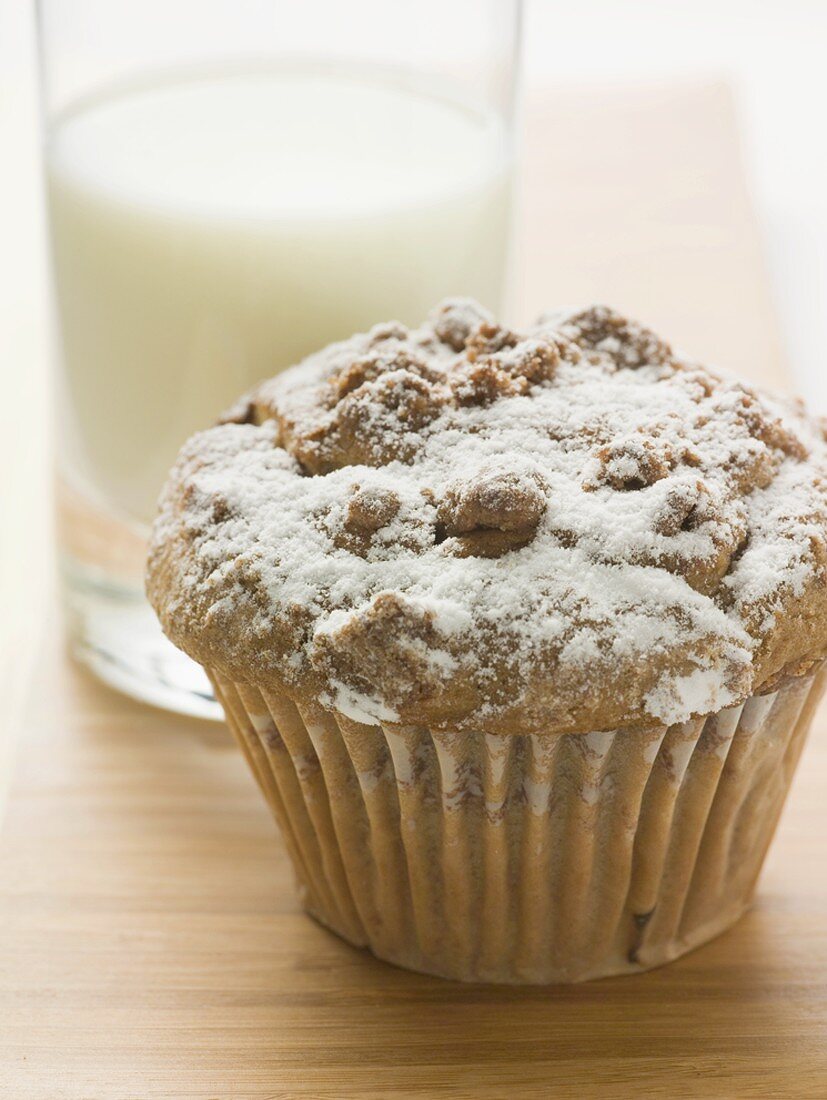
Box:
[2, 84, 823, 1099]
[2, 642, 827, 1100]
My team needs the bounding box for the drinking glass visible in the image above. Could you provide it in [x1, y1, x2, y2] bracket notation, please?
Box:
[36, 0, 522, 718]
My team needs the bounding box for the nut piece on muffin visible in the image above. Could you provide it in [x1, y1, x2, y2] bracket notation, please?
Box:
[147, 301, 827, 983]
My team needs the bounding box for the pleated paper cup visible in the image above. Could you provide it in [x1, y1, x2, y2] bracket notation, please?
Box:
[210, 663, 825, 984]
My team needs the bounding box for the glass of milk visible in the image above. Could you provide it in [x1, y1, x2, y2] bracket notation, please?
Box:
[37, 0, 521, 718]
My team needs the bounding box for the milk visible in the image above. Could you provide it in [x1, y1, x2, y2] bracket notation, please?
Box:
[46, 65, 512, 525]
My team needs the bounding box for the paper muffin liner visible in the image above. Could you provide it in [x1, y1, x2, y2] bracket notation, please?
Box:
[210, 664, 825, 984]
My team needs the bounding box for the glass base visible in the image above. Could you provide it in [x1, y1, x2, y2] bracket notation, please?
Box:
[63, 558, 223, 722]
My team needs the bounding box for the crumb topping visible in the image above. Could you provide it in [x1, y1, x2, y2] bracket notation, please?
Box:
[148, 301, 827, 734]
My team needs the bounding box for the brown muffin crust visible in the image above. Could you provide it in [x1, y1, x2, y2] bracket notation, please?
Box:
[147, 301, 827, 734]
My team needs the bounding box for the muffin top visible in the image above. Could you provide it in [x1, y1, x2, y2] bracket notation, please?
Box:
[147, 301, 827, 734]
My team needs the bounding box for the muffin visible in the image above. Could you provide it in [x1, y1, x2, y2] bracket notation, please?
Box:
[147, 301, 827, 983]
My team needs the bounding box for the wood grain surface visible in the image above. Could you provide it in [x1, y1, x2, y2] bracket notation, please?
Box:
[1, 645, 827, 1099]
[1, 83, 821, 1098]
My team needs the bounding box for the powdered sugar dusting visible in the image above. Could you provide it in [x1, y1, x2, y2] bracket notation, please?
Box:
[148, 302, 827, 733]
[323, 681, 401, 726]
[644, 665, 741, 725]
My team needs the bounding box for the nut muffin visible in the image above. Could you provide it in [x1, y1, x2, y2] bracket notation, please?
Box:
[147, 300, 827, 983]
